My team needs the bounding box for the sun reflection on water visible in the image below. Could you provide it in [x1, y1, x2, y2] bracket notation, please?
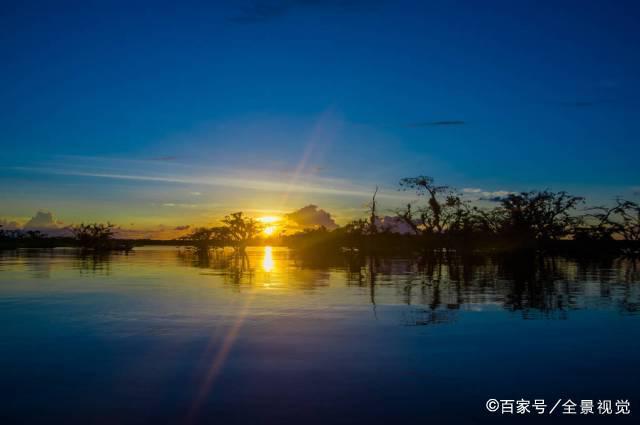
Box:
[262, 246, 275, 273]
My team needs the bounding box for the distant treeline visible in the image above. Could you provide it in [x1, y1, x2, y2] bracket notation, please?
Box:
[2, 175, 639, 254]
[0, 223, 133, 251]
[181, 175, 640, 255]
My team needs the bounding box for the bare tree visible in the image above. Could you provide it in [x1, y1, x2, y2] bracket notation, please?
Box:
[367, 186, 379, 235]
[586, 199, 640, 241]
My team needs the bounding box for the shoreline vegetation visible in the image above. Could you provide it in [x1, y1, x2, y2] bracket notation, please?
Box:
[2, 176, 639, 257]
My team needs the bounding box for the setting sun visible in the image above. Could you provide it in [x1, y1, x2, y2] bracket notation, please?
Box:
[257, 216, 281, 237]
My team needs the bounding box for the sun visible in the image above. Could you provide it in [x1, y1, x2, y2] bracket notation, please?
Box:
[257, 216, 281, 237]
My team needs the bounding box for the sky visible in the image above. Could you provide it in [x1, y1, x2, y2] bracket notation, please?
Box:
[1, 0, 639, 236]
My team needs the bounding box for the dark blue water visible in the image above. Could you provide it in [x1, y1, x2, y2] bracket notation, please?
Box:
[1, 247, 638, 424]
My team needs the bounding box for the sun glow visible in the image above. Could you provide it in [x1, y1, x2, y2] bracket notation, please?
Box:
[257, 216, 281, 237]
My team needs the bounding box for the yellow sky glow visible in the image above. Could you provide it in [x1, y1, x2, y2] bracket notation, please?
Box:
[257, 216, 281, 224]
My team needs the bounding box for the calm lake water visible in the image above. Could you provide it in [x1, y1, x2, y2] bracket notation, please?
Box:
[1, 246, 638, 424]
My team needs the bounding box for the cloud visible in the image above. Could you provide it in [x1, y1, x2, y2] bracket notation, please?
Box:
[14, 211, 71, 236]
[0, 219, 21, 230]
[23, 211, 62, 229]
[2, 212, 189, 240]
[462, 188, 514, 202]
[479, 190, 513, 202]
[1, 211, 65, 232]
[230, 0, 373, 23]
[482, 190, 512, 198]
[479, 196, 506, 202]
[286, 204, 338, 230]
[377, 215, 415, 234]
[15, 165, 409, 201]
[406, 120, 465, 127]
[161, 203, 198, 208]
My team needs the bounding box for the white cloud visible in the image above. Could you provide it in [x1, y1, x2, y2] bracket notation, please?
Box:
[481, 190, 512, 198]
[461, 188, 515, 202]
[161, 203, 198, 208]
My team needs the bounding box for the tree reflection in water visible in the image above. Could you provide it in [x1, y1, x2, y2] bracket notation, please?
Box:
[2, 247, 638, 327]
[178, 247, 640, 325]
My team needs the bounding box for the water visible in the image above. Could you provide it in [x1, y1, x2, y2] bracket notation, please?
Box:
[1, 246, 638, 424]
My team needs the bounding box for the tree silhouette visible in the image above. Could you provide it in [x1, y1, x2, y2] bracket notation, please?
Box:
[497, 191, 584, 242]
[181, 226, 230, 250]
[396, 176, 474, 236]
[367, 186, 379, 235]
[222, 212, 262, 249]
[398, 176, 450, 235]
[585, 199, 640, 241]
[71, 223, 117, 250]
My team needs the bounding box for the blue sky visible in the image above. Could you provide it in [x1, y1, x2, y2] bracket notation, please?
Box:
[1, 0, 639, 232]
